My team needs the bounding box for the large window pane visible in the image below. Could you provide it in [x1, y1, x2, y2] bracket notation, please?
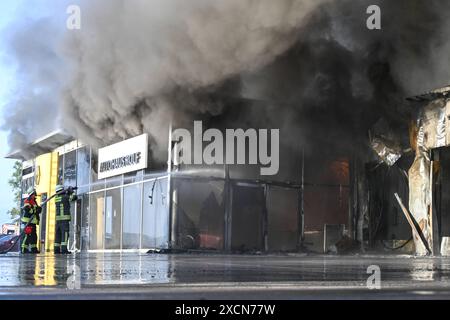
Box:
[89, 192, 104, 250]
[21, 176, 34, 197]
[80, 194, 90, 251]
[90, 151, 105, 191]
[124, 170, 143, 185]
[304, 158, 349, 231]
[72, 198, 82, 250]
[105, 189, 121, 249]
[267, 186, 298, 251]
[76, 147, 90, 195]
[57, 155, 64, 185]
[143, 178, 169, 249]
[174, 179, 224, 250]
[122, 184, 142, 249]
[64, 150, 77, 188]
[231, 184, 264, 252]
[106, 176, 123, 189]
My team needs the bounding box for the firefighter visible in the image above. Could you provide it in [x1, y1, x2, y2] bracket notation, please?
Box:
[54, 185, 77, 254]
[21, 187, 41, 254]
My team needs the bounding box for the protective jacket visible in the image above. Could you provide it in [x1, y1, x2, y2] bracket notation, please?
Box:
[55, 192, 77, 222]
[21, 196, 41, 253]
[54, 191, 77, 254]
[21, 197, 41, 225]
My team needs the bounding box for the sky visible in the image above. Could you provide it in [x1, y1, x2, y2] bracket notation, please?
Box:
[0, 1, 23, 225]
[0, 1, 72, 225]
[0, 1, 54, 225]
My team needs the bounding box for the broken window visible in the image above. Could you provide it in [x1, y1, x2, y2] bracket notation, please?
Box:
[231, 184, 265, 252]
[267, 186, 298, 251]
[175, 179, 225, 250]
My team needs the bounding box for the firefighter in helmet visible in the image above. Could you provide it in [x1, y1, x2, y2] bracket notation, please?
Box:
[21, 187, 42, 254]
[54, 185, 77, 254]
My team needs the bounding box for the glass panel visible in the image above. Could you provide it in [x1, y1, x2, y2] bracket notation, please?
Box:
[90, 150, 105, 191]
[122, 184, 142, 249]
[105, 188, 122, 249]
[267, 186, 298, 251]
[174, 179, 224, 250]
[72, 198, 82, 250]
[57, 154, 64, 185]
[304, 158, 350, 231]
[231, 184, 264, 251]
[124, 170, 143, 185]
[142, 177, 169, 249]
[89, 192, 104, 250]
[21, 176, 35, 197]
[64, 150, 77, 188]
[80, 194, 90, 251]
[76, 147, 90, 195]
[106, 175, 123, 189]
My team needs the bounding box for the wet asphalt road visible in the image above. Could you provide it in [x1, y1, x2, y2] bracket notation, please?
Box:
[1, 252, 450, 299]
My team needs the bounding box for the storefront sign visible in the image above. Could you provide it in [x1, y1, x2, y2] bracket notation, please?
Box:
[98, 134, 148, 179]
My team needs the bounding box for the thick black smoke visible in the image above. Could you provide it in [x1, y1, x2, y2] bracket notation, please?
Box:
[3, 0, 450, 164]
[222, 0, 450, 162]
[60, 0, 328, 161]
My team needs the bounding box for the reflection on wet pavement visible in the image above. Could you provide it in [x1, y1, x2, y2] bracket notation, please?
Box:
[1, 253, 450, 289]
[2, 252, 450, 300]
[0, 253, 174, 287]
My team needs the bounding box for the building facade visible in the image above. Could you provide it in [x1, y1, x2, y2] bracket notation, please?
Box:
[6, 88, 450, 256]
[9, 133, 169, 252]
[8, 126, 357, 253]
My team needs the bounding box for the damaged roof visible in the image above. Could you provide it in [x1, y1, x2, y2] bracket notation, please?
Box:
[407, 85, 450, 102]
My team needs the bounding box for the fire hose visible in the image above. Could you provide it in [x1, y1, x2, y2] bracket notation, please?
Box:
[0, 186, 77, 255]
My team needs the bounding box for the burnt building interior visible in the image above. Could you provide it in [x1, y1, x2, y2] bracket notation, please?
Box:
[170, 88, 450, 255]
[162, 29, 450, 255]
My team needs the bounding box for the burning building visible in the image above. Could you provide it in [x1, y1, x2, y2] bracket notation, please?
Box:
[5, 86, 450, 256]
[6, 122, 357, 253]
[3, 1, 450, 255]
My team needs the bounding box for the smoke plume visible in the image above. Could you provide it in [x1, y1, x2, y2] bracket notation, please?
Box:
[3, 0, 450, 164]
[60, 0, 329, 161]
[1, 11, 66, 154]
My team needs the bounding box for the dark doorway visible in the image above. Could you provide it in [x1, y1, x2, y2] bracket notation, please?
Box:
[231, 184, 265, 252]
[367, 163, 411, 243]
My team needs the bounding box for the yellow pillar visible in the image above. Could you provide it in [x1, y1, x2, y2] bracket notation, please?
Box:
[34, 152, 59, 252]
[47, 152, 59, 252]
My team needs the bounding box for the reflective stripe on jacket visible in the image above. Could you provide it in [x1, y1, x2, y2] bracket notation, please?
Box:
[55, 193, 77, 222]
[21, 202, 39, 225]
